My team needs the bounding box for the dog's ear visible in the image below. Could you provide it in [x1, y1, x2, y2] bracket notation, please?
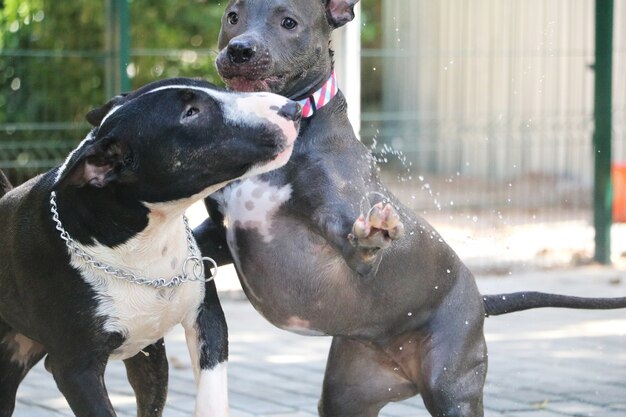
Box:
[86, 93, 128, 126]
[53, 136, 132, 191]
[326, 0, 360, 28]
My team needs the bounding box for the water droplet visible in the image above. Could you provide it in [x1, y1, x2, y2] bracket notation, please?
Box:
[407, 312, 413, 316]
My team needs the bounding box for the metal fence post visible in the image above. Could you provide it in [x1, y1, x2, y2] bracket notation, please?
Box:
[105, 0, 131, 97]
[593, 0, 614, 264]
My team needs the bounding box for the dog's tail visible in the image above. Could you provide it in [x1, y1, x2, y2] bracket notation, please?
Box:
[0, 169, 12, 198]
[482, 292, 626, 316]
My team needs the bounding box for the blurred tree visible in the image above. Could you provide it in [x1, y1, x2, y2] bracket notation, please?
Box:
[0, 0, 224, 184]
[128, 0, 223, 87]
[0, 0, 223, 127]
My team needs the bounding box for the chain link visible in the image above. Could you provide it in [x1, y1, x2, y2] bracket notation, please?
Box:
[50, 191, 217, 288]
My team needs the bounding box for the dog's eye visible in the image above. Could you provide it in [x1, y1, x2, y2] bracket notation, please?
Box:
[184, 107, 199, 118]
[227, 12, 239, 25]
[281, 17, 297, 30]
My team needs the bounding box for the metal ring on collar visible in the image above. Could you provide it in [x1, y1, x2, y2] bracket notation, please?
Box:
[183, 255, 218, 282]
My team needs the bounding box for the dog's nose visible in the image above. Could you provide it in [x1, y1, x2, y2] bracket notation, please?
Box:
[277, 101, 302, 122]
[228, 39, 256, 64]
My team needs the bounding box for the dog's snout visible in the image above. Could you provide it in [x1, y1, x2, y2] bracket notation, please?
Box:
[228, 39, 257, 64]
[277, 101, 302, 122]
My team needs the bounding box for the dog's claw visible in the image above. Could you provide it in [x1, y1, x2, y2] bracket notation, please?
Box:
[352, 214, 370, 239]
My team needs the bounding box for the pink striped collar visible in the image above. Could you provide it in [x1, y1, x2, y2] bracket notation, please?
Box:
[297, 71, 338, 118]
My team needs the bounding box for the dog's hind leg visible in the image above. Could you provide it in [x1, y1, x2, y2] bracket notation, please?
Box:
[318, 336, 418, 417]
[124, 339, 168, 417]
[183, 279, 229, 417]
[417, 300, 488, 417]
[0, 322, 46, 417]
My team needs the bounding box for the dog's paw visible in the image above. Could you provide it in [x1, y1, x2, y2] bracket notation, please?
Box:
[348, 202, 405, 249]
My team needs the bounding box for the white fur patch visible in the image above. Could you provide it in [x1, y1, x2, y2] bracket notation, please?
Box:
[195, 363, 229, 417]
[68, 209, 204, 360]
[282, 317, 326, 336]
[217, 178, 291, 304]
[221, 178, 292, 243]
[234, 94, 298, 142]
[143, 84, 297, 152]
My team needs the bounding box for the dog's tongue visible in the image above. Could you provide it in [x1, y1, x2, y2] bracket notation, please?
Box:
[226, 77, 271, 93]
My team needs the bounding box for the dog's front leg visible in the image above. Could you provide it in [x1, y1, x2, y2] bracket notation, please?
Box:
[123, 339, 168, 417]
[194, 220, 233, 268]
[184, 280, 229, 417]
[48, 355, 115, 417]
[315, 202, 404, 278]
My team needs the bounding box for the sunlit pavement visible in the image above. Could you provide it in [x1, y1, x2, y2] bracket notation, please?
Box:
[14, 267, 626, 417]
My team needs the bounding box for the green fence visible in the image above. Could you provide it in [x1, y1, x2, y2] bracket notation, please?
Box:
[0, 0, 224, 183]
[1, 1, 624, 269]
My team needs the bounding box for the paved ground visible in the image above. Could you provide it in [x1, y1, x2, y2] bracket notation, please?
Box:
[13, 267, 626, 417]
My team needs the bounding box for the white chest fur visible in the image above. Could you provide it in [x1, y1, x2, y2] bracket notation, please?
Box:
[69, 212, 204, 360]
[220, 177, 292, 243]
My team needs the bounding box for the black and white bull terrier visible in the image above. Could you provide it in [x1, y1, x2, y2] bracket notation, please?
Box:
[190, 1, 626, 416]
[0, 77, 300, 417]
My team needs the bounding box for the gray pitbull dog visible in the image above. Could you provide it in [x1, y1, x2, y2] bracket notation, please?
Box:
[194, 1, 626, 416]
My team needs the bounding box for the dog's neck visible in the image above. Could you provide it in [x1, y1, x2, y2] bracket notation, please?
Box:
[297, 71, 338, 118]
[51, 186, 197, 278]
[52, 185, 151, 248]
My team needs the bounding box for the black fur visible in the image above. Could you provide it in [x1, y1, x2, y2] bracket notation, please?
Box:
[0, 77, 300, 417]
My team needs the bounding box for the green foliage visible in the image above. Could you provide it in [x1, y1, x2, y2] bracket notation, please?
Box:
[128, 0, 224, 87]
[0, 0, 224, 127]
[360, 0, 382, 48]
[0, 0, 225, 183]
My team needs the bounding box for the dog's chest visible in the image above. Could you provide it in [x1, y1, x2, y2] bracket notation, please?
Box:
[219, 178, 292, 245]
[95, 277, 203, 360]
[69, 224, 204, 360]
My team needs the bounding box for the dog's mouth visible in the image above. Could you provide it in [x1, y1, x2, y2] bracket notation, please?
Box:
[216, 50, 286, 93]
[223, 76, 277, 93]
[271, 141, 296, 166]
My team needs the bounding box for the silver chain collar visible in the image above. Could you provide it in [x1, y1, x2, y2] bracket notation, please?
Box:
[49, 191, 217, 289]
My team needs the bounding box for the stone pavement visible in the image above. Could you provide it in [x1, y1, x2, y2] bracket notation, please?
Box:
[13, 267, 626, 417]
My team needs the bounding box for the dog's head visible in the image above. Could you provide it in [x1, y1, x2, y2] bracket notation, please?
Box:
[53, 77, 300, 204]
[215, 0, 360, 98]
